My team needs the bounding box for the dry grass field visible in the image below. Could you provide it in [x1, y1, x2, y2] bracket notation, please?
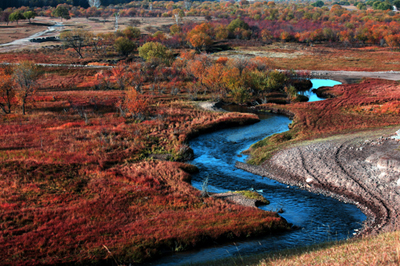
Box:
[0, 15, 205, 48]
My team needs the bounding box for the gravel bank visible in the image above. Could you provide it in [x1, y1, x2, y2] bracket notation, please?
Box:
[237, 130, 400, 236]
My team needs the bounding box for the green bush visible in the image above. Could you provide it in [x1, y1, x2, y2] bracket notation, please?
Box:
[138, 41, 168, 61]
[114, 37, 136, 56]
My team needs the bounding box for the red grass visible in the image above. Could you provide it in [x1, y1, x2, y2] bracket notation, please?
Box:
[0, 67, 290, 265]
[256, 79, 400, 141]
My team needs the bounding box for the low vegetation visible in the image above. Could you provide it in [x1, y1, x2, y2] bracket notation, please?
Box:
[258, 230, 400, 265]
[186, 231, 400, 266]
[233, 190, 270, 205]
[0, 59, 294, 264]
[2, 0, 400, 264]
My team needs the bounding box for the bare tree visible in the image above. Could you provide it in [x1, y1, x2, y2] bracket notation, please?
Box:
[13, 61, 38, 115]
[60, 29, 90, 58]
[184, 0, 192, 10]
[88, 0, 101, 8]
[228, 56, 251, 76]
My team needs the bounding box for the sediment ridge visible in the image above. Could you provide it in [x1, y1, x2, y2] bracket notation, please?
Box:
[236, 131, 400, 236]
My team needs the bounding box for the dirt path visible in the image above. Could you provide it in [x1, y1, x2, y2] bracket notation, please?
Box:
[0, 18, 63, 53]
[237, 129, 400, 236]
[0, 22, 62, 53]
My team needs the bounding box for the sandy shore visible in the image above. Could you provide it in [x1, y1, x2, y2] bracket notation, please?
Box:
[237, 129, 400, 236]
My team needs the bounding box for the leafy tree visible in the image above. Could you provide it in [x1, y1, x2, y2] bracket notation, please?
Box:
[13, 61, 38, 115]
[187, 23, 214, 51]
[266, 70, 287, 92]
[357, 2, 367, 9]
[384, 34, 399, 51]
[312, 0, 325, 7]
[9, 11, 25, 24]
[188, 32, 212, 51]
[227, 18, 249, 32]
[394, 0, 400, 8]
[60, 29, 90, 58]
[123, 26, 141, 39]
[52, 5, 70, 21]
[170, 24, 181, 36]
[375, 2, 392, 10]
[23, 11, 36, 23]
[215, 25, 229, 40]
[230, 86, 250, 104]
[138, 42, 168, 61]
[114, 37, 136, 56]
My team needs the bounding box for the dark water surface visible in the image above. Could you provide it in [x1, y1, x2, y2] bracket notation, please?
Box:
[149, 80, 366, 265]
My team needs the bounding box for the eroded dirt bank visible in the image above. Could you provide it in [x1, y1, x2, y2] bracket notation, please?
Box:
[237, 129, 400, 236]
[310, 70, 400, 84]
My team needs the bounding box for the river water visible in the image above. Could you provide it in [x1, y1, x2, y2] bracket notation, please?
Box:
[149, 79, 366, 265]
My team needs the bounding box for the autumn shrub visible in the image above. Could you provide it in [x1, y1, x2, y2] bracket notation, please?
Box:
[114, 37, 136, 56]
[138, 41, 169, 61]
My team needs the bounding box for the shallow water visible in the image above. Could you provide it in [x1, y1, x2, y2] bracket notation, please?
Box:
[149, 80, 366, 266]
[301, 79, 342, 102]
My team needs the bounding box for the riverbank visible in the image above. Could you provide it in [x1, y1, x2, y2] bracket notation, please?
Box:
[243, 78, 400, 237]
[237, 128, 400, 236]
[199, 78, 400, 237]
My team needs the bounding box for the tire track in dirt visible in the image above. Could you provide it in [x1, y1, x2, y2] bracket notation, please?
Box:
[237, 132, 400, 236]
[297, 147, 323, 186]
[334, 141, 392, 233]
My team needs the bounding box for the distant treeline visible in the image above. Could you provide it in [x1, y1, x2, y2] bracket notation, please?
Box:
[0, 0, 173, 10]
[1, 0, 82, 9]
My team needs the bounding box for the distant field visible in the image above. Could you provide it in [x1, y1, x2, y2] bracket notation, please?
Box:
[0, 19, 50, 44]
[214, 43, 400, 72]
[0, 16, 205, 45]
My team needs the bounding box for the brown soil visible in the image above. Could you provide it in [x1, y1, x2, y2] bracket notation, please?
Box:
[0, 19, 52, 44]
[237, 128, 400, 236]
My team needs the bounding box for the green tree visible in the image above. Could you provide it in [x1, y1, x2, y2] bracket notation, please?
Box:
[266, 70, 287, 92]
[170, 24, 181, 35]
[227, 18, 249, 32]
[394, 0, 400, 8]
[376, 2, 392, 10]
[114, 37, 136, 56]
[23, 11, 36, 23]
[13, 61, 38, 115]
[9, 11, 25, 24]
[357, 2, 367, 9]
[123, 26, 141, 39]
[312, 0, 325, 7]
[138, 42, 168, 61]
[52, 5, 70, 21]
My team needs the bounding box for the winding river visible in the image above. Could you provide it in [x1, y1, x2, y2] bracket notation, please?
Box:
[150, 79, 365, 265]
